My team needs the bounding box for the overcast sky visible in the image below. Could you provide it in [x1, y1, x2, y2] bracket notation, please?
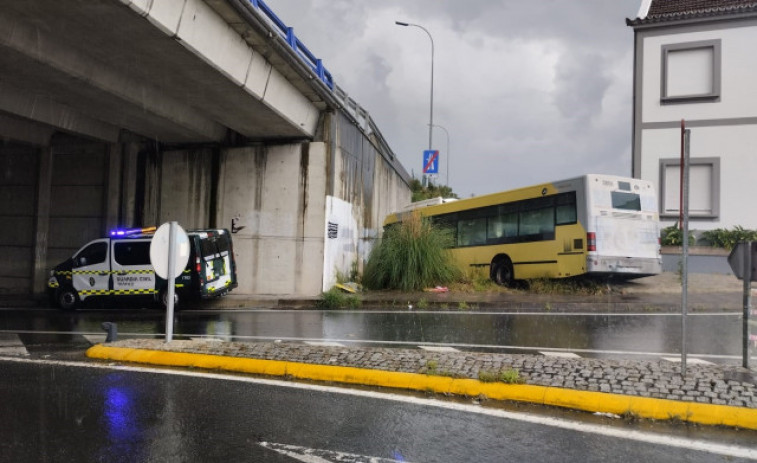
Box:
[267, 0, 643, 198]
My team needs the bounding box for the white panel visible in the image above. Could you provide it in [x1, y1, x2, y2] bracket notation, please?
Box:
[177, 0, 253, 86]
[323, 196, 358, 291]
[667, 48, 713, 97]
[663, 164, 680, 214]
[145, 0, 185, 36]
[244, 52, 272, 99]
[662, 163, 712, 215]
[119, 0, 153, 16]
[689, 164, 713, 214]
[264, 68, 319, 136]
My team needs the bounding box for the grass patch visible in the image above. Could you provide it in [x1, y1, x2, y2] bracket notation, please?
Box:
[416, 297, 430, 310]
[526, 277, 606, 295]
[363, 211, 461, 291]
[422, 360, 461, 378]
[316, 287, 361, 309]
[478, 368, 524, 384]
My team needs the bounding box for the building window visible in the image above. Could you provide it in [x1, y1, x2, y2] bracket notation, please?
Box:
[659, 157, 720, 219]
[661, 40, 721, 103]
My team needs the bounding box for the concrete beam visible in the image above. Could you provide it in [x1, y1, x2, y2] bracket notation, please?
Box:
[0, 81, 120, 143]
[0, 112, 55, 147]
[0, 7, 226, 142]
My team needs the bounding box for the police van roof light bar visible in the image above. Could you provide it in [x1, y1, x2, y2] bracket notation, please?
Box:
[109, 226, 157, 237]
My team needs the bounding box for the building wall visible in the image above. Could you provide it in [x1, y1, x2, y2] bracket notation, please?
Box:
[633, 19, 757, 230]
[215, 143, 326, 296]
[0, 142, 38, 292]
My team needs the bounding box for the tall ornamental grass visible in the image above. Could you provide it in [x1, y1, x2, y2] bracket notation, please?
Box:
[363, 211, 460, 291]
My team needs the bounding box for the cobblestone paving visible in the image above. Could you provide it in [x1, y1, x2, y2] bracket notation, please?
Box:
[110, 339, 757, 408]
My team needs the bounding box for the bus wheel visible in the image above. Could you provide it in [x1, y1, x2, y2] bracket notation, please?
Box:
[56, 287, 79, 311]
[492, 258, 514, 287]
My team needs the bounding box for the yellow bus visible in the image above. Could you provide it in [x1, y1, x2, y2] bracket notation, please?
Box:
[384, 174, 662, 285]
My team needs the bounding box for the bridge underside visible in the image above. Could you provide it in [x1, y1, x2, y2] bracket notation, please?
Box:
[0, 0, 410, 298]
[0, 0, 325, 144]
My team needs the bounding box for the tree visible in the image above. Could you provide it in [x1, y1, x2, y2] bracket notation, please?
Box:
[410, 178, 458, 202]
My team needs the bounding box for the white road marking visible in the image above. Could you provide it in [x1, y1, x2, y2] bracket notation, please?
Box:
[418, 345, 459, 352]
[259, 442, 409, 463]
[661, 357, 716, 365]
[2, 356, 756, 460]
[0, 334, 27, 356]
[540, 351, 582, 358]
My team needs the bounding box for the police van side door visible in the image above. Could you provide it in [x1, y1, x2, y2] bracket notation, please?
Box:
[71, 239, 110, 300]
[111, 239, 156, 296]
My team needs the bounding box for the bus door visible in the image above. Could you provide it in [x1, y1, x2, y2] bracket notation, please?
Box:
[71, 239, 110, 300]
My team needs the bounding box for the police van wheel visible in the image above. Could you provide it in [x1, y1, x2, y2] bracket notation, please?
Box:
[161, 290, 179, 309]
[57, 287, 79, 311]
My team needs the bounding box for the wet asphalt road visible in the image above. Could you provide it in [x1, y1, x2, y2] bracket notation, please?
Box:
[0, 307, 751, 363]
[2, 358, 755, 463]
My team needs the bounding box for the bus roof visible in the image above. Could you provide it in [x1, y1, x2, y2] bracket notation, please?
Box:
[384, 174, 653, 226]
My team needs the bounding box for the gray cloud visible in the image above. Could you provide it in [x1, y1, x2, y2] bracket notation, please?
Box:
[267, 0, 641, 198]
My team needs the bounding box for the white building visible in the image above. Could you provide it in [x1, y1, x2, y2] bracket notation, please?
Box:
[627, 0, 757, 230]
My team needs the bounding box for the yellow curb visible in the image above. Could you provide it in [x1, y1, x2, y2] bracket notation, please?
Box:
[86, 345, 757, 430]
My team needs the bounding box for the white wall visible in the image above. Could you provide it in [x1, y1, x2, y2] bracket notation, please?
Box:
[641, 125, 757, 229]
[638, 22, 757, 230]
[215, 143, 326, 296]
[641, 26, 757, 123]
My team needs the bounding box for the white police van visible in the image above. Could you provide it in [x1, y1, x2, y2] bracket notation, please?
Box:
[48, 227, 237, 310]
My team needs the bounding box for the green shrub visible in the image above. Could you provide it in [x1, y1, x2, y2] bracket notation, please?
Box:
[362, 211, 461, 291]
[700, 226, 757, 250]
[316, 287, 361, 309]
[660, 224, 695, 246]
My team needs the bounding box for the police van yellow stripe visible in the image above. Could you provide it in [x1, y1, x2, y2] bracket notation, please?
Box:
[79, 289, 158, 296]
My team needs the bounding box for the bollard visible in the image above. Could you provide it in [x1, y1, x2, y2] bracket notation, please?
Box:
[101, 322, 117, 343]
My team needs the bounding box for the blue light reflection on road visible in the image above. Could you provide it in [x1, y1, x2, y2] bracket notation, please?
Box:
[101, 373, 141, 459]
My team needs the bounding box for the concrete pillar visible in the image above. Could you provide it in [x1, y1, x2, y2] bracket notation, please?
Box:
[104, 143, 121, 232]
[31, 145, 53, 295]
[121, 142, 141, 227]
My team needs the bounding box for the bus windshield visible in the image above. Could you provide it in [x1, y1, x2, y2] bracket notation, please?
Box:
[610, 191, 641, 211]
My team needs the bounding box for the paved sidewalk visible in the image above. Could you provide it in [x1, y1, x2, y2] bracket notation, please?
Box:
[87, 338, 757, 430]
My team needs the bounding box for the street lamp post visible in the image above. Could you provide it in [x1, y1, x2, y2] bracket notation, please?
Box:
[432, 124, 450, 187]
[395, 21, 434, 180]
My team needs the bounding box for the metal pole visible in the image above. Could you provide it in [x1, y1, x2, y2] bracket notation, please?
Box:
[432, 124, 450, 186]
[743, 242, 752, 369]
[681, 127, 690, 376]
[165, 221, 177, 342]
[395, 21, 434, 176]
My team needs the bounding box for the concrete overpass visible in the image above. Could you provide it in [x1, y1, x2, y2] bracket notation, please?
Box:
[0, 0, 411, 297]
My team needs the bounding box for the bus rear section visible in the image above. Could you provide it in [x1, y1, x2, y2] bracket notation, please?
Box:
[584, 175, 661, 278]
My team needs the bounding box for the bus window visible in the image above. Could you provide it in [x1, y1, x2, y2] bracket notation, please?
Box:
[556, 192, 577, 225]
[458, 218, 487, 247]
[519, 207, 554, 238]
[432, 213, 458, 246]
[611, 191, 641, 211]
[487, 206, 517, 243]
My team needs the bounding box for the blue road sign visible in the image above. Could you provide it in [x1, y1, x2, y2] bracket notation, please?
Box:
[423, 150, 439, 174]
